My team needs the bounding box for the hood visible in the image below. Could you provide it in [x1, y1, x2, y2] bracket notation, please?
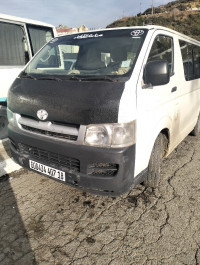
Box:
[7, 78, 125, 125]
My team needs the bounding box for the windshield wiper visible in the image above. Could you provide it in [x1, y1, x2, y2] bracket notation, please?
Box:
[33, 76, 82, 81]
[34, 76, 63, 81]
[66, 76, 82, 81]
[79, 76, 117, 82]
[20, 74, 117, 82]
[20, 72, 37, 80]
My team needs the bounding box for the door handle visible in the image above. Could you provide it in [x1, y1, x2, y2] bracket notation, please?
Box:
[171, 86, 177, 93]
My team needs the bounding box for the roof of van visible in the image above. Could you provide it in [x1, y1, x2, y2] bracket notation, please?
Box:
[65, 25, 200, 45]
[0, 13, 55, 28]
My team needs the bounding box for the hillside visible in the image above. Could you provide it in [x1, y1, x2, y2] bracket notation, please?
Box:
[107, 0, 200, 41]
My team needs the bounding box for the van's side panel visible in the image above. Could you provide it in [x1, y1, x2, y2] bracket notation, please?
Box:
[134, 30, 181, 177]
[176, 36, 200, 144]
[134, 29, 200, 178]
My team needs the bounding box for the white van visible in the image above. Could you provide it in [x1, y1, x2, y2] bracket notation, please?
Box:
[7, 26, 200, 196]
[0, 14, 57, 138]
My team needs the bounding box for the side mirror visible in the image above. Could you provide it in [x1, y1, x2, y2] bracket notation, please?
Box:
[143, 60, 170, 86]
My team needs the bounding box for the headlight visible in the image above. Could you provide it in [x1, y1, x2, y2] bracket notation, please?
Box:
[7, 108, 14, 124]
[7, 109, 20, 126]
[85, 120, 136, 148]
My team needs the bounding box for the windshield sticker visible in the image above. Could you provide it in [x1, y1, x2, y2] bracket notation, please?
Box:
[74, 33, 103, 39]
[121, 60, 131, 68]
[50, 38, 58, 43]
[131, 30, 144, 37]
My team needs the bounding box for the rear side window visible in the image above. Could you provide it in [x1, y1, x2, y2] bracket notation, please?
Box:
[0, 21, 29, 66]
[179, 40, 200, 81]
[147, 35, 174, 74]
[27, 24, 54, 55]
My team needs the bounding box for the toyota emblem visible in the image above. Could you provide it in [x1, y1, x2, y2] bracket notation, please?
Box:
[131, 30, 144, 37]
[37, 109, 48, 121]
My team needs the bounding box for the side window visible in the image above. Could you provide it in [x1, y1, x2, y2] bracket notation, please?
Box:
[148, 35, 174, 74]
[27, 24, 54, 55]
[179, 40, 200, 81]
[0, 21, 29, 66]
[194, 46, 200, 79]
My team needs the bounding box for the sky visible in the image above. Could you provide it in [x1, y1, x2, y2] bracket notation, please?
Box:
[0, 0, 175, 29]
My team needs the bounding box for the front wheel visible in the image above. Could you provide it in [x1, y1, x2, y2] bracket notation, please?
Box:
[190, 113, 200, 136]
[144, 134, 166, 188]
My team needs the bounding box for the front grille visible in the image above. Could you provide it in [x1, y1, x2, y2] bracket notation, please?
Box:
[88, 163, 119, 176]
[18, 143, 80, 173]
[21, 125, 78, 141]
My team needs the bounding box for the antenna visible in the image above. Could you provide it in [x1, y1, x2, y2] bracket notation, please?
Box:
[152, 0, 154, 15]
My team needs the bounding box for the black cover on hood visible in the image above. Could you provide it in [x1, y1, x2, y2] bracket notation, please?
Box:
[7, 78, 125, 125]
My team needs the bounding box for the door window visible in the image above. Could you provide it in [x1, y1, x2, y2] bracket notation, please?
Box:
[147, 35, 174, 74]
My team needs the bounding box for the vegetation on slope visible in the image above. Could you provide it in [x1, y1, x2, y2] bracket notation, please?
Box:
[107, 0, 200, 41]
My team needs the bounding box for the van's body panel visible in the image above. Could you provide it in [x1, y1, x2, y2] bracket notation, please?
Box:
[7, 26, 200, 195]
[134, 28, 200, 176]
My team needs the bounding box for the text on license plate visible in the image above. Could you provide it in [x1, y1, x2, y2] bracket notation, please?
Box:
[29, 160, 66, 182]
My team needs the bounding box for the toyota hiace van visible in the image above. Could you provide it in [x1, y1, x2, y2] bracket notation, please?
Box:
[7, 26, 200, 195]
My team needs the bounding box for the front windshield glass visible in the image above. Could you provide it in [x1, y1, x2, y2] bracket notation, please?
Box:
[24, 29, 147, 79]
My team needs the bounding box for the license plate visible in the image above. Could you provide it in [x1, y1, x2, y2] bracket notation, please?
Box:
[29, 160, 66, 182]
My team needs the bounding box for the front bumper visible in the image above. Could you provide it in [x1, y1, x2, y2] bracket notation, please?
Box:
[9, 124, 139, 196]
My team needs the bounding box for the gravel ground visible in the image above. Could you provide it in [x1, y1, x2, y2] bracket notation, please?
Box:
[0, 134, 200, 265]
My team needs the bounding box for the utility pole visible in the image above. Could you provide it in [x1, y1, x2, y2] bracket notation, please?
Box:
[152, 0, 154, 15]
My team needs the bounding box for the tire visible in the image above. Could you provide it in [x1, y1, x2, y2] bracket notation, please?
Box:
[144, 134, 166, 188]
[190, 113, 200, 136]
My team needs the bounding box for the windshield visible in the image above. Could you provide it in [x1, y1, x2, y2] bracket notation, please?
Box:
[23, 29, 147, 79]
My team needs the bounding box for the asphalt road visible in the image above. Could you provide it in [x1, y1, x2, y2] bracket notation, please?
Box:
[0, 134, 200, 265]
